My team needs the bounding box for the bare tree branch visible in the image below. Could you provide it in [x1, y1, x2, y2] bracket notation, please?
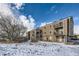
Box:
[0, 14, 27, 41]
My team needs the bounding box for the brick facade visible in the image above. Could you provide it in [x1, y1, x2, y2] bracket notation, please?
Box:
[27, 16, 74, 43]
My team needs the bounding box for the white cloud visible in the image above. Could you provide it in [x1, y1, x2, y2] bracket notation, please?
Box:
[40, 22, 52, 27]
[0, 3, 17, 25]
[74, 25, 79, 35]
[46, 5, 58, 14]
[73, 16, 79, 24]
[28, 15, 36, 30]
[73, 16, 79, 35]
[55, 10, 58, 14]
[0, 3, 36, 32]
[19, 15, 35, 31]
[74, 17, 79, 20]
[14, 3, 24, 9]
[0, 4, 14, 17]
[40, 22, 47, 27]
[50, 5, 56, 11]
[13, 3, 36, 31]
[50, 5, 58, 13]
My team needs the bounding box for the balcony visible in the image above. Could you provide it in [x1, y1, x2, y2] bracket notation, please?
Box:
[54, 22, 63, 29]
[54, 31, 64, 36]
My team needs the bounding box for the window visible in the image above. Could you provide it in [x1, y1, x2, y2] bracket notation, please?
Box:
[59, 22, 63, 26]
[44, 27, 46, 29]
[33, 31, 34, 33]
[32, 34, 34, 36]
[50, 25, 52, 28]
[47, 37, 48, 41]
[50, 31, 52, 34]
[40, 30, 42, 33]
[44, 32, 46, 34]
[40, 35, 42, 37]
[59, 29, 63, 35]
[60, 31, 63, 35]
[36, 32, 39, 34]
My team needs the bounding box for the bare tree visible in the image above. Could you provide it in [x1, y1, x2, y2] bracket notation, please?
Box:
[0, 14, 27, 41]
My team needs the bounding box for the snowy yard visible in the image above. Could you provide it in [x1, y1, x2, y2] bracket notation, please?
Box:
[0, 41, 79, 56]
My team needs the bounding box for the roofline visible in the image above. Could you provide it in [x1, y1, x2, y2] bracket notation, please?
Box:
[28, 16, 73, 32]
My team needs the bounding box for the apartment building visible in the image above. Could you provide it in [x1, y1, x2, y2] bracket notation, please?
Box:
[27, 16, 74, 43]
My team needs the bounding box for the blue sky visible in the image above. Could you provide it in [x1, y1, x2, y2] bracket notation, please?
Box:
[15, 3, 79, 27]
[0, 3, 79, 34]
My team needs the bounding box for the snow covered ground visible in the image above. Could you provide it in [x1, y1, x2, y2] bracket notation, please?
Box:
[0, 41, 79, 56]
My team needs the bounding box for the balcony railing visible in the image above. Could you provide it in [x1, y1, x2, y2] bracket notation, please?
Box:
[54, 31, 64, 36]
[54, 22, 63, 29]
